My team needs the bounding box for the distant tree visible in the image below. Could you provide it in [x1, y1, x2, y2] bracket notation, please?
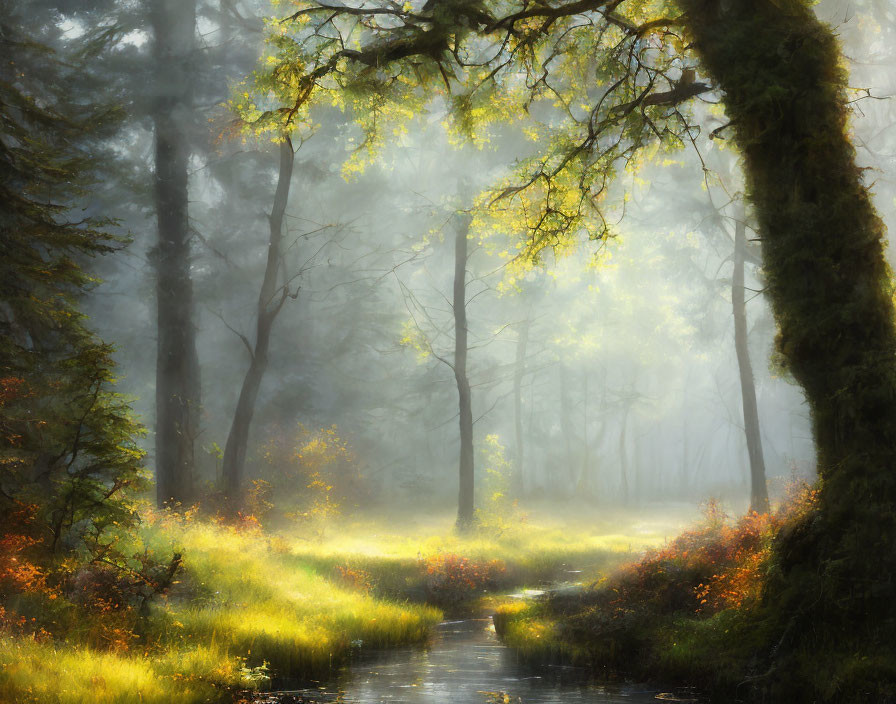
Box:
[221, 138, 298, 507]
[265, 0, 896, 695]
[511, 312, 530, 496]
[731, 216, 768, 513]
[0, 5, 145, 553]
[452, 210, 475, 529]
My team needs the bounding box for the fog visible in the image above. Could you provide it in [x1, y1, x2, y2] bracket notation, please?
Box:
[70, 0, 895, 518]
[8, 1, 896, 700]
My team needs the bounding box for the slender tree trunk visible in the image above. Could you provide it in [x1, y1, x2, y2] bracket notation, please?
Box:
[683, 0, 896, 693]
[619, 406, 630, 505]
[579, 371, 590, 495]
[559, 363, 576, 497]
[453, 212, 475, 530]
[732, 217, 769, 513]
[512, 314, 530, 497]
[221, 139, 295, 506]
[679, 418, 689, 500]
[151, 0, 199, 508]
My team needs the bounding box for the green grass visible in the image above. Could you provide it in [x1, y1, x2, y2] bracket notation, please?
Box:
[280, 505, 692, 600]
[0, 636, 249, 703]
[0, 504, 696, 703]
[141, 514, 442, 675]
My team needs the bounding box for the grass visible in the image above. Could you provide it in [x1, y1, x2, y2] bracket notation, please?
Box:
[141, 513, 442, 676]
[0, 636, 249, 704]
[280, 503, 694, 604]
[0, 503, 696, 703]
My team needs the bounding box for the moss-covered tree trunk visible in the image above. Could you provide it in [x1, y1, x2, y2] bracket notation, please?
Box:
[681, 0, 896, 696]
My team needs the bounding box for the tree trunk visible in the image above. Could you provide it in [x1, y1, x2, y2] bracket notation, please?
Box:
[221, 139, 296, 507]
[580, 372, 592, 495]
[732, 217, 769, 513]
[512, 313, 530, 497]
[453, 212, 475, 530]
[558, 363, 577, 497]
[683, 0, 896, 693]
[151, 0, 199, 508]
[619, 406, 630, 505]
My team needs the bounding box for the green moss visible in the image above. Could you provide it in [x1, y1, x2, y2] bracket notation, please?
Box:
[674, 0, 896, 697]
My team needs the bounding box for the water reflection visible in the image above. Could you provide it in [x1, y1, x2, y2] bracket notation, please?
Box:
[265, 618, 675, 703]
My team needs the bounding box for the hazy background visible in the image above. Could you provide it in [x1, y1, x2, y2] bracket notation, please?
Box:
[62, 0, 896, 514]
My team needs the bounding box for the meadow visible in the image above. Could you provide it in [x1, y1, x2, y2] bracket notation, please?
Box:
[0, 504, 694, 703]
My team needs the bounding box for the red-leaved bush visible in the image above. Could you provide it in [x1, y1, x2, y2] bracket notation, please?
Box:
[422, 553, 506, 606]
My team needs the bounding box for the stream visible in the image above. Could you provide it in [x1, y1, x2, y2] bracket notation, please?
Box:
[258, 616, 691, 703]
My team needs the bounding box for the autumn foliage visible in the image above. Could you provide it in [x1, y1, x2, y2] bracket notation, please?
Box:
[500, 485, 822, 691]
[258, 424, 366, 525]
[578, 486, 819, 622]
[422, 553, 506, 607]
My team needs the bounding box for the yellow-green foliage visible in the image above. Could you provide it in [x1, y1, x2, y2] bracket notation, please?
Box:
[0, 513, 442, 704]
[492, 601, 573, 662]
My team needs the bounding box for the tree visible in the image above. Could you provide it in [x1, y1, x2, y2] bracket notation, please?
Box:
[265, 0, 896, 696]
[399, 204, 481, 529]
[221, 138, 297, 506]
[0, 4, 145, 554]
[452, 211, 476, 528]
[511, 313, 530, 496]
[150, 0, 201, 508]
[731, 216, 768, 514]
[684, 2, 896, 694]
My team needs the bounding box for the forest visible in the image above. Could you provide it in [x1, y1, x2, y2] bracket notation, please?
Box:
[1, 0, 895, 702]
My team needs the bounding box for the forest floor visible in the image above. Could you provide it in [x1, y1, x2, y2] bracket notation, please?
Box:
[0, 503, 698, 704]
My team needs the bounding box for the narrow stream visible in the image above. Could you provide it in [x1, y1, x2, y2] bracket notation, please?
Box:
[260, 617, 683, 703]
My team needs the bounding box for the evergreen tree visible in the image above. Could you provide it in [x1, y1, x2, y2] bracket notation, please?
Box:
[0, 4, 146, 555]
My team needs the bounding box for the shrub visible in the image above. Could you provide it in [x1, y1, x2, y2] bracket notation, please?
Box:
[258, 424, 367, 526]
[475, 434, 526, 534]
[497, 485, 822, 693]
[422, 553, 506, 607]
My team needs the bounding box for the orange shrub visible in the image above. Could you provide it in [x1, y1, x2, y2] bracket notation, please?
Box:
[0, 504, 49, 597]
[422, 553, 506, 606]
[334, 564, 374, 593]
[603, 487, 820, 618]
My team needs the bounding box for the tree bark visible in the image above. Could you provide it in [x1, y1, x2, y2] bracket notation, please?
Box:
[453, 212, 475, 530]
[512, 314, 530, 497]
[151, 0, 199, 508]
[683, 0, 896, 692]
[732, 217, 769, 513]
[221, 139, 295, 506]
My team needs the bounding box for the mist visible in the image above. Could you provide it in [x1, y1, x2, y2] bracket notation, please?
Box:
[4, 1, 896, 702]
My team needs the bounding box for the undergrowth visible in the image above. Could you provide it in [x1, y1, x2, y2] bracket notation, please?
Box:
[0, 505, 684, 703]
[493, 487, 827, 698]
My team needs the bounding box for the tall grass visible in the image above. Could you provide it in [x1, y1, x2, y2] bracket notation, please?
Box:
[0, 505, 693, 703]
[141, 514, 441, 675]
[281, 506, 689, 600]
[0, 636, 250, 703]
